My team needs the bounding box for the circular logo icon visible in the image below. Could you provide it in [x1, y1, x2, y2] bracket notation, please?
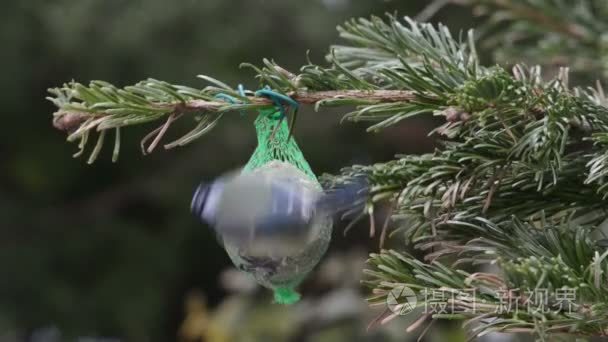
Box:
[386, 285, 417, 315]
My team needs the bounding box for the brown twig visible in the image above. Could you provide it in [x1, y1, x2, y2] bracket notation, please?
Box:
[52, 111, 92, 132]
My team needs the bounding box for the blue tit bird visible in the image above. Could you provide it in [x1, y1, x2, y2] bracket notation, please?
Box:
[191, 166, 367, 255]
[191, 162, 368, 291]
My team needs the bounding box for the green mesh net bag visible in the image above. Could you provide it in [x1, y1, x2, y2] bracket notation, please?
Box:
[221, 109, 333, 305]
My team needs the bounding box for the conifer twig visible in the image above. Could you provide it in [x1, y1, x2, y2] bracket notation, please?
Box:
[52, 90, 420, 132]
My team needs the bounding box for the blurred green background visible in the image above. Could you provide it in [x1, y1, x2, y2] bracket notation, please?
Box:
[0, 1, 477, 341]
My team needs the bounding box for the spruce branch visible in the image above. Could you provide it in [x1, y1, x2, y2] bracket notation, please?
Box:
[48, 13, 608, 339]
[454, 0, 608, 78]
[49, 79, 420, 162]
[49, 17, 477, 162]
[51, 86, 419, 132]
[366, 247, 608, 338]
[313, 15, 608, 339]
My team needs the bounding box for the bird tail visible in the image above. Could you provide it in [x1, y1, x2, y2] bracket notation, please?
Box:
[316, 176, 369, 218]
